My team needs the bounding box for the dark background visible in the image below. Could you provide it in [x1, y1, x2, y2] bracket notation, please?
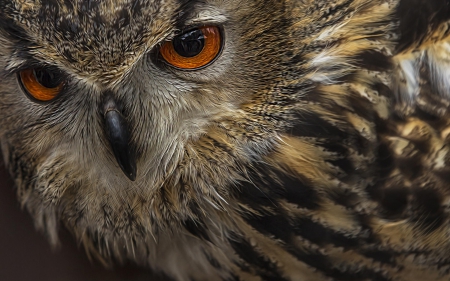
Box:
[0, 158, 169, 281]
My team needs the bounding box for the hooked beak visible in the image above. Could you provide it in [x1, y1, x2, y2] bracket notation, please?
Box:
[102, 95, 136, 181]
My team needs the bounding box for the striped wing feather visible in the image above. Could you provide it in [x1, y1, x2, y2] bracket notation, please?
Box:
[216, 1, 450, 280]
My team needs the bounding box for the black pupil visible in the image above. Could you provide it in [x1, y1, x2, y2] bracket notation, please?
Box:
[33, 69, 61, 88]
[173, 29, 205, 57]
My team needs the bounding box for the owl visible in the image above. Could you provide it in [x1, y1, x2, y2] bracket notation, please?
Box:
[1, 0, 450, 280]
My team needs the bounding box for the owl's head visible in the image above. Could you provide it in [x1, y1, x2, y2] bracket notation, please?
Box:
[0, 0, 292, 246]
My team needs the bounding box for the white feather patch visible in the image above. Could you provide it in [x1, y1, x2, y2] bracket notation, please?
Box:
[427, 41, 450, 97]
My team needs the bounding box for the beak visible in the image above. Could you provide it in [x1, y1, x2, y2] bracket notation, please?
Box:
[102, 95, 136, 181]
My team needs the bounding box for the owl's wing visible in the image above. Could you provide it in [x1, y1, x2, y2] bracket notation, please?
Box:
[394, 39, 450, 117]
[381, 2, 450, 228]
[225, 2, 450, 281]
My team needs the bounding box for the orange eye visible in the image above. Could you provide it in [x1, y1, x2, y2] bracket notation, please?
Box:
[160, 26, 222, 69]
[19, 68, 64, 102]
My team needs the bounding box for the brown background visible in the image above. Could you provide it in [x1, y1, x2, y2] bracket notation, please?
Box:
[0, 158, 170, 281]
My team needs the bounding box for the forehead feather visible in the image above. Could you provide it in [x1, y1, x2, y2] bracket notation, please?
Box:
[2, 0, 180, 81]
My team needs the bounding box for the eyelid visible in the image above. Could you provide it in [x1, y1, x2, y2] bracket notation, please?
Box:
[10, 61, 61, 76]
[182, 7, 228, 27]
[168, 9, 227, 43]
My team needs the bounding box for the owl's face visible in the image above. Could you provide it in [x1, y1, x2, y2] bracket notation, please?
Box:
[0, 0, 288, 247]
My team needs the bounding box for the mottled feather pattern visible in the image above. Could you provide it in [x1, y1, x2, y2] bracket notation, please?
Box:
[1, 0, 450, 280]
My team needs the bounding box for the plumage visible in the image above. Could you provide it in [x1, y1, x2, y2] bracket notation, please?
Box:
[1, 0, 450, 280]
